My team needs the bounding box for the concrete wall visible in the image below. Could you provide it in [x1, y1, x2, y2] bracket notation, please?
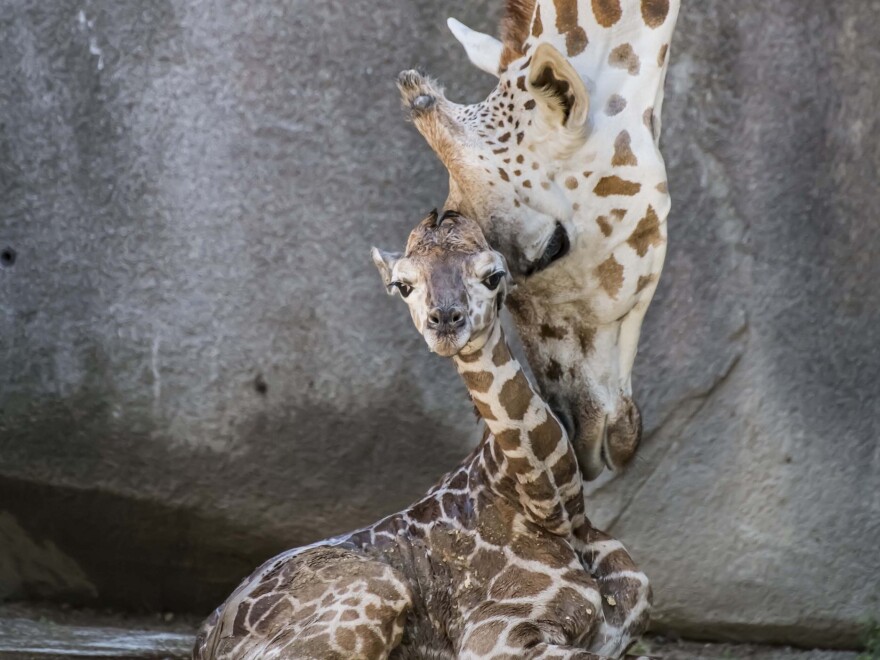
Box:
[0, 0, 877, 648]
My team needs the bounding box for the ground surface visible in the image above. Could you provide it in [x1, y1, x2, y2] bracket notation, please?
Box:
[0, 603, 864, 660]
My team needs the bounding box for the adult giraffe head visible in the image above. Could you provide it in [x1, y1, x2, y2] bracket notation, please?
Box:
[398, 0, 679, 479]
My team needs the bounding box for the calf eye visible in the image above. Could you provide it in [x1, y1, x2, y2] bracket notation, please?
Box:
[392, 282, 413, 298]
[483, 272, 505, 291]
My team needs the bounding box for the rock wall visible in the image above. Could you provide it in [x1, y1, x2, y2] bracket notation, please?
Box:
[1, 0, 877, 648]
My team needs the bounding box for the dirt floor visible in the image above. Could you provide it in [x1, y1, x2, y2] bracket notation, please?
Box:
[0, 601, 863, 659]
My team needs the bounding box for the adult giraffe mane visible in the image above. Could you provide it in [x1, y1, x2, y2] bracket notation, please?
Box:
[500, 0, 537, 66]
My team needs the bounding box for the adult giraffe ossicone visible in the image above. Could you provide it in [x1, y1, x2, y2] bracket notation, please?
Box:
[398, 0, 679, 479]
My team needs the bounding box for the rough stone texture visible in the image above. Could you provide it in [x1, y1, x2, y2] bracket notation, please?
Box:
[0, 0, 497, 612]
[638, 637, 861, 660]
[0, 0, 878, 649]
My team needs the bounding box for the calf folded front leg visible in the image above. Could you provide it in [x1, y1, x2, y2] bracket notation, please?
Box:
[194, 546, 412, 660]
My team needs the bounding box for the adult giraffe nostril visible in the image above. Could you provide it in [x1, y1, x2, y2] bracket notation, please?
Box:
[412, 94, 435, 111]
[450, 309, 465, 328]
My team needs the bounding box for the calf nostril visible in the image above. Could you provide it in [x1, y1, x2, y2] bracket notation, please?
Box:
[451, 310, 465, 327]
[427, 310, 441, 328]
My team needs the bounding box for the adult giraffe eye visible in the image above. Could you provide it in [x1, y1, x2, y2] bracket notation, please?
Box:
[483, 272, 505, 291]
[392, 282, 413, 298]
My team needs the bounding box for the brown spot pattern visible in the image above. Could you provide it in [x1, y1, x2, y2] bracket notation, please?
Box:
[551, 453, 576, 484]
[473, 398, 496, 422]
[508, 621, 542, 647]
[553, 0, 587, 56]
[511, 534, 572, 569]
[531, 416, 564, 460]
[596, 255, 624, 298]
[456, 349, 481, 363]
[499, 376, 533, 420]
[462, 370, 494, 393]
[554, 0, 578, 33]
[641, 0, 670, 28]
[606, 94, 627, 115]
[532, 4, 543, 36]
[565, 176, 578, 189]
[576, 325, 596, 354]
[657, 181, 668, 193]
[492, 338, 510, 367]
[477, 504, 514, 546]
[490, 565, 553, 599]
[470, 601, 533, 624]
[566, 26, 588, 56]
[612, 130, 638, 166]
[522, 472, 554, 500]
[494, 428, 522, 451]
[627, 205, 663, 256]
[596, 215, 613, 237]
[636, 274, 655, 294]
[499, 168, 510, 182]
[658, 43, 669, 66]
[545, 586, 594, 622]
[592, 0, 622, 27]
[410, 496, 441, 524]
[594, 176, 641, 196]
[336, 627, 357, 651]
[609, 43, 641, 75]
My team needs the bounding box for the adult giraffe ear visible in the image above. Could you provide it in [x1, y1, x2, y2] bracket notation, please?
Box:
[371, 247, 403, 295]
[447, 18, 502, 77]
[526, 43, 589, 130]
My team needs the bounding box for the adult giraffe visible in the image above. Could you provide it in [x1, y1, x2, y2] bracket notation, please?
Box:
[398, 0, 679, 479]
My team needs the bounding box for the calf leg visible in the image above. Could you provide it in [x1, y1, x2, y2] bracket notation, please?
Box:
[573, 526, 652, 657]
[194, 546, 412, 660]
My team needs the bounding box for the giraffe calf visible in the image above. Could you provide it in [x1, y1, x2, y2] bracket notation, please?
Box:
[194, 211, 651, 659]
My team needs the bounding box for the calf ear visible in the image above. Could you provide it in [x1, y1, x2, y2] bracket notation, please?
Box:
[371, 248, 402, 294]
[527, 43, 589, 129]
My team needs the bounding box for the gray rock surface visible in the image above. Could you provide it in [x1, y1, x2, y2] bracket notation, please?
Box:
[0, 0, 878, 648]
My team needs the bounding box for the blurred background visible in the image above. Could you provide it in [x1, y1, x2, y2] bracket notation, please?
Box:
[1, 0, 878, 656]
